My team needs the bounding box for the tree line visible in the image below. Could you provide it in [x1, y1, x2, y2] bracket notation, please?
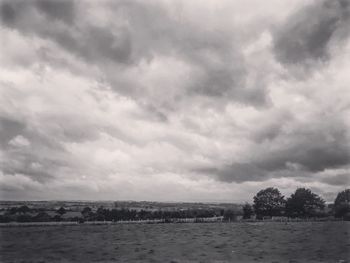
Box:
[0, 206, 224, 223]
[243, 188, 350, 220]
[0, 188, 349, 223]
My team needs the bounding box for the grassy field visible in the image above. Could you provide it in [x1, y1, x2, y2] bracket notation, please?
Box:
[0, 221, 349, 262]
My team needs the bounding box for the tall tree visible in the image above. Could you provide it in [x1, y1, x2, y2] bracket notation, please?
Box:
[334, 189, 350, 219]
[253, 187, 285, 219]
[285, 188, 325, 218]
[242, 203, 253, 219]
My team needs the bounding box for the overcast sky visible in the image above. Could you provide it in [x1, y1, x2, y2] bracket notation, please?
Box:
[0, 0, 349, 202]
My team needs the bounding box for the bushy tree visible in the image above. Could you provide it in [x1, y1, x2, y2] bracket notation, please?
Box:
[96, 206, 107, 221]
[334, 189, 350, 219]
[285, 188, 325, 218]
[17, 205, 31, 214]
[0, 215, 11, 223]
[81, 207, 92, 218]
[53, 214, 62, 222]
[242, 203, 253, 219]
[223, 209, 237, 221]
[33, 212, 51, 222]
[56, 207, 66, 216]
[17, 214, 33, 222]
[253, 187, 285, 219]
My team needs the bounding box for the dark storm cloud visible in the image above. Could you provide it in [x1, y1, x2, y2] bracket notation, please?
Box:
[196, 163, 267, 183]
[1, 154, 57, 183]
[0, 0, 269, 108]
[0, 114, 97, 183]
[1, 0, 75, 26]
[0, 0, 133, 65]
[251, 111, 294, 143]
[104, 0, 263, 105]
[0, 113, 96, 147]
[273, 0, 350, 67]
[109, 1, 269, 107]
[0, 1, 15, 25]
[0, 116, 26, 147]
[1, 0, 349, 201]
[321, 173, 350, 186]
[0, 116, 65, 182]
[256, 123, 350, 174]
[35, 0, 75, 24]
[197, 118, 350, 183]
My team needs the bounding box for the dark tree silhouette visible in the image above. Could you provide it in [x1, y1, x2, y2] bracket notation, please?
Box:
[253, 187, 285, 219]
[0, 215, 11, 223]
[17, 214, 33, 222]
[242, 203, 253, 219]
[53, 214, 62, 222]
[223, 209, 237, 221]
[17, 205, 31, 214]
[285, 188, 325, 218]
[34, 212, 51, 222]
[81, 206, 92, 218]
[334, 189, 350, 219]
[96, 206, 107, 221]
[56, 207, 66, 216]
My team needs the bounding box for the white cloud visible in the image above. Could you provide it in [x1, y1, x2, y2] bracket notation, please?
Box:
[0, 0, 348, 202]
[8, 135, 30, 147]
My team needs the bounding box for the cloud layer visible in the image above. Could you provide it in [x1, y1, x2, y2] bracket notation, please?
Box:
[0, 0, 349, 202]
